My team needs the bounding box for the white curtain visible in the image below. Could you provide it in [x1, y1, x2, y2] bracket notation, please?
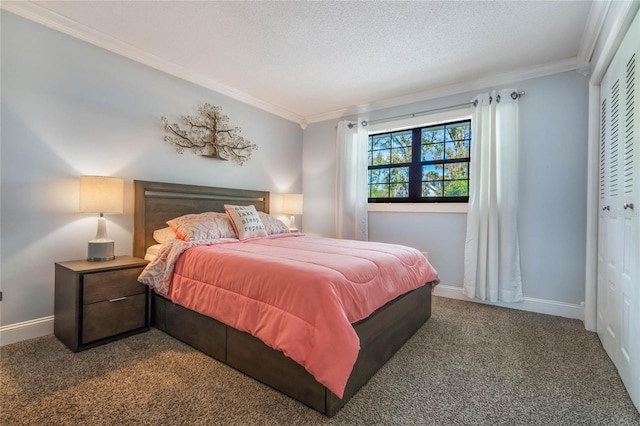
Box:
[335, 120, 368, 241]
[463, 90, 523, 303]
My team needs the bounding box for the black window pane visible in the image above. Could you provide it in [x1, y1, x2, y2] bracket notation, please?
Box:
[371, 149, 391, 165]
[445, 122, 471, 142]
[421, 126, 445, 143]
[444, 141, 470, 159]
[390, 167, 409, 183]
[422, 164, 443, 181]
[370, 184, 389, 198]
[369, 168, 390, 184]
[372, 134, 391, 150]
[391, 147, 412, 163]
[392, 131, 412, 148]
[444, 162, 469, 180]
[421, 143, 444, 161]
[368, 169, 377, 186]
[391, 183, 409, 198]
[444, 180, 469, 196]
[422, 181, 443, 197]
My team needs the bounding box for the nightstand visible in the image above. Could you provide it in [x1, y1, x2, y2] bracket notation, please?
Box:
[54, 256, 149, 352]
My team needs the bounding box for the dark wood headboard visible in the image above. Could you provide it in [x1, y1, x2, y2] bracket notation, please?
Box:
[133, 180, 270, 258]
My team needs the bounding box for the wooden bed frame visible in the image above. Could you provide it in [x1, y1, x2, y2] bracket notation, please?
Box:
[133, 180, 432, 416]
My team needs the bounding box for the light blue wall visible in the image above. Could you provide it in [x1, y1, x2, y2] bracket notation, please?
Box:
[0, 11, 303, 326]
[368, 211, 468, 293]
[517, 72, 588, 304]
[303, 71, 589, 305]
[301, 119, 337, 236]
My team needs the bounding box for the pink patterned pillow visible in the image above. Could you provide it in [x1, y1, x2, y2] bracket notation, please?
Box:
[167, 212, 237, 241]
[258, 212, 291, 235]
[224, 204, 268, 240]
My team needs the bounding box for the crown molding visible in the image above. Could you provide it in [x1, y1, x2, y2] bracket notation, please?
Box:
[1, 1, 306, 126]
[2, 1, 606, 129]
[578, 0, 611, 64]
[305, 57, 583, 124]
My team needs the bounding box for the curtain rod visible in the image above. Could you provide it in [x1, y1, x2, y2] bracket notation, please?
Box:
[351, 91, 525, 128]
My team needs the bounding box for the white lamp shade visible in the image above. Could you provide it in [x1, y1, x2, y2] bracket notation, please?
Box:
[79, 176, 124, 214]
[282, 194, 303, 215]
[270, 193, 284, 214]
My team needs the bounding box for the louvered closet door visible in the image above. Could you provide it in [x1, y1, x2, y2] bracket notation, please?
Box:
[597, 76, 616, 362]
[597, 9, 639, 411]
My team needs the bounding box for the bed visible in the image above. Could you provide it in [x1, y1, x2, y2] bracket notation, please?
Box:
[133, 180, 438, 416]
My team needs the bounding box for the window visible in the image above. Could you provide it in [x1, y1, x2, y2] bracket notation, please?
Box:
[367, 119, 471, 203]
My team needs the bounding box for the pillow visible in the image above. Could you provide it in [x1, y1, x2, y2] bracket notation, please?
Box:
[224, 204, 268, 240]
[258, 212, 291, 235]
[167, 212, 237, 241]
[145, 243, 164, 262]
[153, 227, 179, 244]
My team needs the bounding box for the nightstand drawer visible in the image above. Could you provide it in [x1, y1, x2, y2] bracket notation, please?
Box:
[83, 267, 146, 304]
[82, 293, 146, 344]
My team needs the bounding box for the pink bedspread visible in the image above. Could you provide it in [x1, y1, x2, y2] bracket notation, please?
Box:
[139, 235, 439, 398]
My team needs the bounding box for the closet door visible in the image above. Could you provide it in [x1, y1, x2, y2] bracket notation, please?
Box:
[597, 9, 639, 411]
[597, 75, 616, 363]
[617, 45, 638, 406]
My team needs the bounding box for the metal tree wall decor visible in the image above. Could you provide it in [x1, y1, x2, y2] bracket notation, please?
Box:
[161, 103, 257, 165]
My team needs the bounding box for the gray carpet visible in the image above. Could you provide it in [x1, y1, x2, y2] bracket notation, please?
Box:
[2, 297, 638, 425]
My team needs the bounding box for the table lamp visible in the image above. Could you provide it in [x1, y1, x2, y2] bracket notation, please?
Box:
[79, 176, 124, 261]
[282, 193, 303, 232]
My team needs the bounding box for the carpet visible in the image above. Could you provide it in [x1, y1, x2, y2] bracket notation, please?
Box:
[2, 296, 638, 425]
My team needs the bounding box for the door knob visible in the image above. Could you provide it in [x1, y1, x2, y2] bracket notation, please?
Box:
[623, 202, 634, 210]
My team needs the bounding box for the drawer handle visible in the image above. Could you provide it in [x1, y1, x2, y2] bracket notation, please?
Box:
[108, 297, 127, 303]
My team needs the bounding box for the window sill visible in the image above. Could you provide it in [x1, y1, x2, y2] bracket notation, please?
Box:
[368, 203, 468, 214]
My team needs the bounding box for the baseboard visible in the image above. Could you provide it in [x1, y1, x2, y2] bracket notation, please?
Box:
[0, 287, 585, 346]
[434, 285, 585, 321]
[0, 316, 54, 347]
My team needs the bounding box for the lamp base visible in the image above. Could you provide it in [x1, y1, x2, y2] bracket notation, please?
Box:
[87, 240, 115, 262]
[289, 215, 299, 233]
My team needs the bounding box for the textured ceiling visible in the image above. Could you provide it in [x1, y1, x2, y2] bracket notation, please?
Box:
[26, 1, 594, 122]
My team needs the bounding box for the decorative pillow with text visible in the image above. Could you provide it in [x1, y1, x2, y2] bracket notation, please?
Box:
[224, 204, 268, 240]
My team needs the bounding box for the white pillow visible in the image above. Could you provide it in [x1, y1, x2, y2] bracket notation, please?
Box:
[145, 244, 164, 262]
[153, 227, 178, 244]
[224, 204, 268, 240]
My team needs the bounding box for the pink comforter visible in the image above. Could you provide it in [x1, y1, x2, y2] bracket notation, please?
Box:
[139, 235, 439, 398]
